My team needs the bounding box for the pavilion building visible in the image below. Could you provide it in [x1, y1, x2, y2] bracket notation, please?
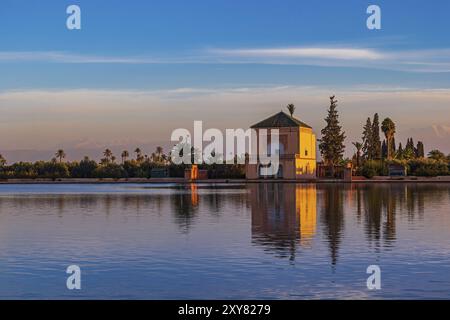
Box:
[245, 111, 317, 180]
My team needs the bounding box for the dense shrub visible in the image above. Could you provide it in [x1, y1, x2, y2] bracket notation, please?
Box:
[69, 158, 98, 178]
[93, 163, 127, 179]
[361, 160, 387, 178]
[407, 159, 449, 177]
[34, 161, 70, 179]
[204, 164, 245, 179]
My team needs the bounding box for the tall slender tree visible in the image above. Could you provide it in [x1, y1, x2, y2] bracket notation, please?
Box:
[381, 118, 396, 160]
[397, 143, 404, 159]
[134, 148, 143, 162]
[371, 113, 382, 159]
[416, 141, 425, 158]
[405, 138, 414, 156]
[156, 146, 164, 162]
[319, 96, 346, 175]
[352, 142, 363, 168]
[381, 140, 388, 159]
[362, 117, 372, 160]
[0, 154, 6, 166]
[121, 150, 129, 164]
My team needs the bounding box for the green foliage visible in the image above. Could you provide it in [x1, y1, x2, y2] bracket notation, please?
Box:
[34, 161, 70, 179]
[202, 163, 245, 179]
[361, 114, 382, 160]
[381, 117, 396, 159]
[381, 140, 388, 159]
[361, 160, 387, 178]
[93, 163, 127, 179]
[408, 158, 449, 176]
[362, 117, 372, 160]
[416, 141, 425, 158]
[0, 154, 7, 166]
[319, 95, 346, 166]
[2, 162, 37, 179]
[371, 113, 382, 159]
[428, 149, 446, 161]
[69, 157, 98, 178]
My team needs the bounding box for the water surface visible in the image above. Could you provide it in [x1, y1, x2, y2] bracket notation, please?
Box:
[0, 183, 449, 299]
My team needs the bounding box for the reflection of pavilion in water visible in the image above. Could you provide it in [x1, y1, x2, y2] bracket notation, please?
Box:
[250, 184, 317, 261]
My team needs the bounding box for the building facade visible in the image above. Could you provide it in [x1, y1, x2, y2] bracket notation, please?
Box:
[245, 111, 317, 180]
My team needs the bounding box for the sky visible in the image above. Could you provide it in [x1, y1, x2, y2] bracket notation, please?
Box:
[1, 0, 450, 161]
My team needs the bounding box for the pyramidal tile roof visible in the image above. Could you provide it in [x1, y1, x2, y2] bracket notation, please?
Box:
[250, 111, 312, 129]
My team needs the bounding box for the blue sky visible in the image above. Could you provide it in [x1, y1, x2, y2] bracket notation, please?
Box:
[1, 0, 450, 159]
[1, 0, 450, 89]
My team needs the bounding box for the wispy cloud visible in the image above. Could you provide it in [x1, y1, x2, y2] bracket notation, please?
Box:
[207, 47, 450, 72]
[210, 47, 385, 60]
[1, 46, 450, 72]
[0, 51, 181, 64]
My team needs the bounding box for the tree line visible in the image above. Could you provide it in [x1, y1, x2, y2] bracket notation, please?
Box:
[0, 147, 245, 180]
[1, 96, 450, 179]
[318, 95, 450, 177]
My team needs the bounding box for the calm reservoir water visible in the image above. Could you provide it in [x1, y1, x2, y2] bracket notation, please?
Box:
[0, 183, 449, 299]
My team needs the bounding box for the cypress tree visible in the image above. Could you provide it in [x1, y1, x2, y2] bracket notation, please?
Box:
[416, 141, 425, 158]
[397, 143, 404, 159]
[319, 96, 346, 172]
[381, 140, 388, 159]
[362, 117, 372, 160]
[404, 137, 415, 159]
[371, 113, 382, 159]
[381, 117, 396, 160]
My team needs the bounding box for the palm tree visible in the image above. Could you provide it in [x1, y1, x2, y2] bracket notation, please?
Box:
[352, 142, 363, 168]
[381, 118, 396, 160]
[0, 154, 6, 166]
[55, 149, 66, 163]
[155, 146, 164, 162]
[428, 149, 446, 161]
[134, 148, 142, 162]
[103, 149, 113, 163]
[287, 103, 295, 117]
[121, 150, 129, 164]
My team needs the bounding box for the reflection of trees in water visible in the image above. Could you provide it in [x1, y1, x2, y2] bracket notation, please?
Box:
[319, 184, 345, 266]
[360, 185, 392, 246]
[0, 185, 249, 235]
[1, 183, 449, 259]
[204, 191, 224, 215]
[170, 184, 248, 232]
[0, 194, 158, 216]
[358, 183, 450, 247]
[251, 184, 297, 261]
[170, 188, 199, 234]
[248, 182, 450, 267]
